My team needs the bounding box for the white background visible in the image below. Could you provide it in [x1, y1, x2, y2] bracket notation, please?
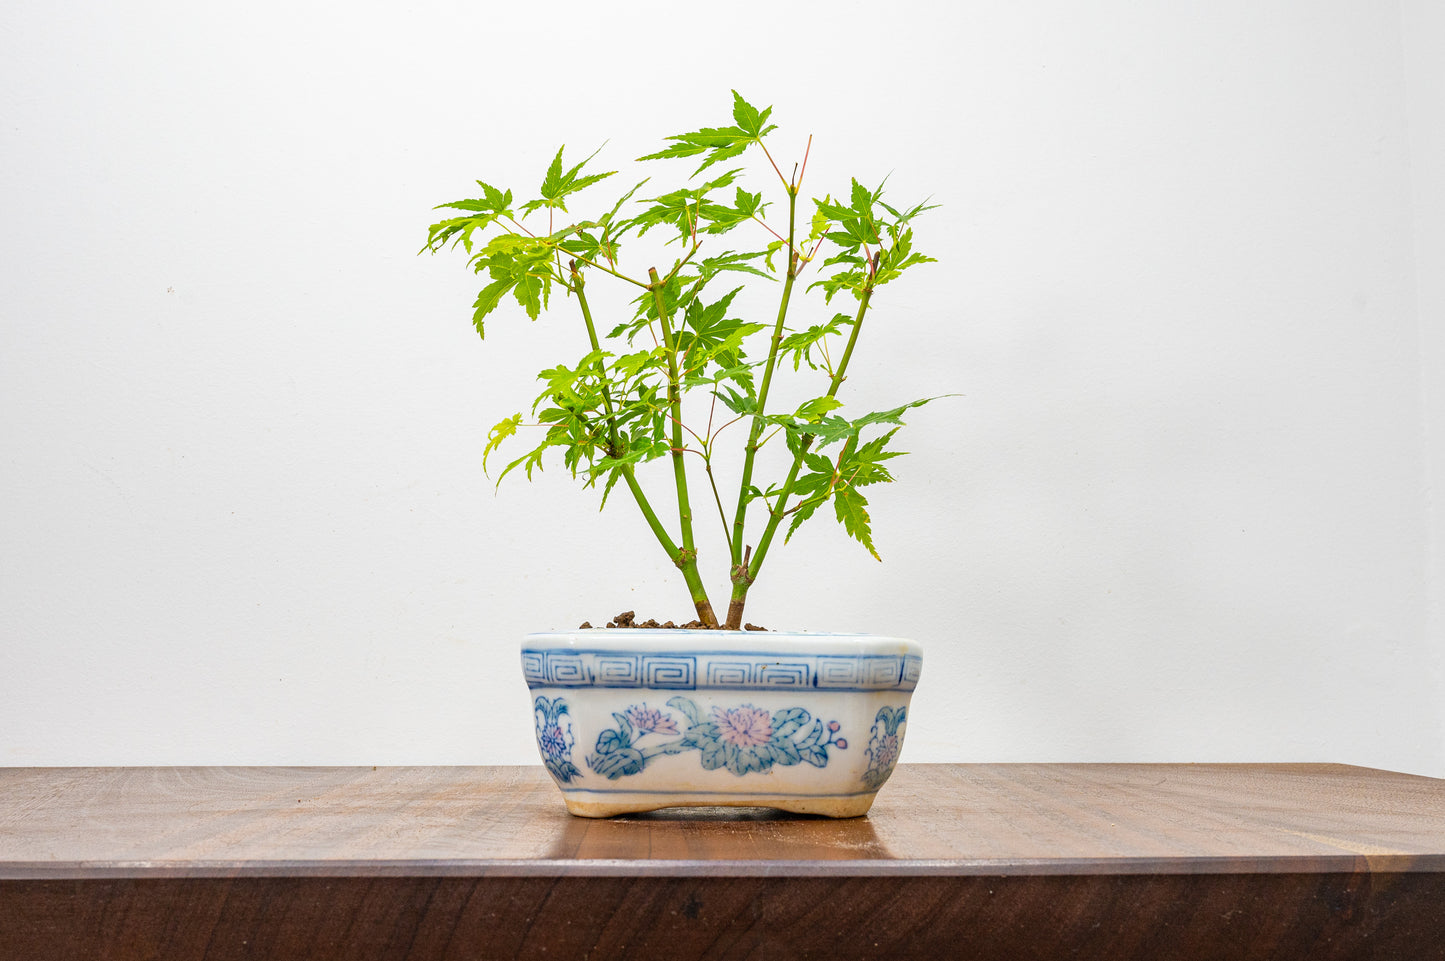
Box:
[3, 0, 1443, 775]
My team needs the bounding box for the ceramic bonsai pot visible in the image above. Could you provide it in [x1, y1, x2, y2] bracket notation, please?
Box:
[522, 630, 922, 817]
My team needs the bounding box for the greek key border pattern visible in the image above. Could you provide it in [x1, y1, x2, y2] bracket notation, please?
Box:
[521, 650, 922, 692]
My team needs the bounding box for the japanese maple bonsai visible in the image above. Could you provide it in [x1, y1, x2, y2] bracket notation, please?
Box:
[422, 92, 938, 630]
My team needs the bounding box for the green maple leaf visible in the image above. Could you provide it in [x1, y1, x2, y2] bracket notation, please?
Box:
[463, 233, 557, 328]
[632, 169, 742, 241]
[834, 486, 880, 560]
[696, 249, 773, 282]
[483, 413, 523, 474]
[469, 278, 515, 337]
[637, 91, 778, 177]
[422, 181, 517, 255]
[521, 145, 616, 216]
[702, 186, 767, 235]
[780, 313, 849, 371]
[840, 430, 903, 487]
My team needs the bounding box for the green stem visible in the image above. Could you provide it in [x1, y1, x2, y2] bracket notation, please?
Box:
[729, 187, 798, 570]
[575, 253, 650, 289]
[661, 240, 702, 288]
[727, 286, 874, 626]
[705, 458, 733, 555]
[724, 186, 800, 629]
[573, 272, 617, 428]
[622, 465, 682, 559]
[649, 266, 717, 627]
[574, 269, 682, 575]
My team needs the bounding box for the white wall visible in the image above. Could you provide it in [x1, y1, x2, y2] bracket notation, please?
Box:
[1402, 0, 1445, 774]
[2, 0, 1441, 775]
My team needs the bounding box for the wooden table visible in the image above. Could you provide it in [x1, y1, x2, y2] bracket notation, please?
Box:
[2, 764, 1443, 960]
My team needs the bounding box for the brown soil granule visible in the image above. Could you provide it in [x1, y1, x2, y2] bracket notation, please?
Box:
[576, 611, 768, 631]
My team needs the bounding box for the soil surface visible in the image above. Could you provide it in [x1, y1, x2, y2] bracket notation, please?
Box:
[579, 610, 768, 631]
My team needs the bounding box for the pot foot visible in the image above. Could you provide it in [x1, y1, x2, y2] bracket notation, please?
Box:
[561, 792, 877, 818]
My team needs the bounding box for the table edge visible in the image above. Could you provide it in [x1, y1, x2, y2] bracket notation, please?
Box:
[4, 854, 1444, 880]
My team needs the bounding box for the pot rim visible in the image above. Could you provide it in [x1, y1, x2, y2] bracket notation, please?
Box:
[522, 630, 922, 693]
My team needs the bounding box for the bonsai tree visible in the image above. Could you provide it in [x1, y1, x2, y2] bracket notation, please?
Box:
[423, 92, 938, 629]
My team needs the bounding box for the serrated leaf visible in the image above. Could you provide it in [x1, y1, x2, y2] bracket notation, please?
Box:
[850, 178, 877, 216]
[634, 175, 741, 241]
[471, 278, 515, 337]
[803, 450, 834, 474]
[845, 397, 944, 433]
[638, 93, 776, 177]
[496, 438, 549, 485]
[834, 486, 880, 560]
[538, 146, 566, 200]
[839, 429, 904, 488]
[557, 228, 603, 262]
[483, 413, 523, 474]
[781, 462, 842, 545]
[799, 395, 951, 449]
[795, 395, 844, 423]
[434, 181, 514, 219]
[814, 198, 855, 222]
[701, 186, 767, 235]
[610, 347, 666, 379]
[477, 233, 532, 257]
[714, 383, 758, 417]
[513, 270, 545, 320]
[789, 466, 832, 498]
[682, 360, 757, 390]
[784, 493, 824, 543]
[806, 268, 868, 304]
[827, 445, 898, 501]
[808, 206, 831, 244]
[730, 90, 776, 139]
[521, 144, 616, 216]
[595, 461, 625, 510]
[780, 313, 848, 371]
[879, 197, 941, 225]
[764, 239, 785, 273]
[698, 249, 774, 282]
[735, 186, 763, 217]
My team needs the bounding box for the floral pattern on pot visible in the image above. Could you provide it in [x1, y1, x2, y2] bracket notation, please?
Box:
[587, 696, 847, 780]
[862, 705, 907, 789]
[533, 696, 581, 783]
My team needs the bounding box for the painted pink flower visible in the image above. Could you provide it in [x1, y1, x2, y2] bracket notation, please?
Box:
[711, 705, 773, 747]
[541, 723, 577, 762]
[625, 705, 678, 736]
[871, 734, 900, 770]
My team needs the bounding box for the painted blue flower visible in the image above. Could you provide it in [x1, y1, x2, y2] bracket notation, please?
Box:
[534, 696, 581, 783]
[540, 724, 570, 759]
[862, 705, 906, 789]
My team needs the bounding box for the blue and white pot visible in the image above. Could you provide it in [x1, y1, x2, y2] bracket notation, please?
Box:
[522, 630, 922, 817]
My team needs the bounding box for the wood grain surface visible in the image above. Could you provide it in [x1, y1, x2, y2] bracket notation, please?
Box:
[2, 764, 1443, 960]
[2, 763, 1441, 875]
